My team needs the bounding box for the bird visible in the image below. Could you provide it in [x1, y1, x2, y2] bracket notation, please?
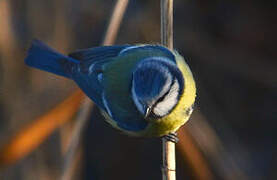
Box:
[25, 39, 196, 139]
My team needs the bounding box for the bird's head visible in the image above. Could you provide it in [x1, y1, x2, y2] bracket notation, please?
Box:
[131, 57, 184, 119]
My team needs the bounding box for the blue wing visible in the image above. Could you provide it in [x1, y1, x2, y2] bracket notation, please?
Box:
[69, 45, 131, 62]
[69, 44, 175, 63]
[69, 45, 131, 110]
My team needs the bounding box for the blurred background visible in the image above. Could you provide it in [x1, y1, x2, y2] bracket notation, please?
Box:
[0, 0, 276, 179]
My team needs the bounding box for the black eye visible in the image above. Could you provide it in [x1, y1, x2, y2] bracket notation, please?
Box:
[156, 85, 171, 104]
[157, 94, 166, 103]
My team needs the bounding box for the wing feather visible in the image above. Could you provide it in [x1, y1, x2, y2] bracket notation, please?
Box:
[69, 45, 130, 62]
[69, 45, 130, 110]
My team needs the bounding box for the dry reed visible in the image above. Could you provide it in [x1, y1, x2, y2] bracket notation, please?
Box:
[160, 0, 176, 180]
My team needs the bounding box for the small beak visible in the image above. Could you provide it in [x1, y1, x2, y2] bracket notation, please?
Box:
[144, 107, 151, 118]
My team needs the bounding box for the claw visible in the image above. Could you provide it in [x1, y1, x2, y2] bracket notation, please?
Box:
[163, 132, 179, 143]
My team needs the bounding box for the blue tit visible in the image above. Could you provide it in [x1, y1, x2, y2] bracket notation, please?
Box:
[25, 39, 196, 137]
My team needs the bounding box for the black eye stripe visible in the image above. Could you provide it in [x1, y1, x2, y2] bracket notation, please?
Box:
[156, 60, 184, 98]
[156, 79, 175, 103]
[152, 78, 178, 113]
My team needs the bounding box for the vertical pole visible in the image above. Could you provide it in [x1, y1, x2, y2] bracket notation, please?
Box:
[160, 0, 175, 180]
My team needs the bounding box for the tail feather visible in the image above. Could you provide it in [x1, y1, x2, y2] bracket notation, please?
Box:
[25, 39, 79, 78]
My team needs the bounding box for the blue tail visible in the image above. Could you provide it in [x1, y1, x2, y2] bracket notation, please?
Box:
[25, 39, 79, 78]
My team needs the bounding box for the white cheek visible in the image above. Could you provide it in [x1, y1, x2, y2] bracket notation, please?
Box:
[153, 79, 179, 117]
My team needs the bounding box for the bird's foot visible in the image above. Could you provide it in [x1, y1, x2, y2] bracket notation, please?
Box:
[163, 132, 179, 143]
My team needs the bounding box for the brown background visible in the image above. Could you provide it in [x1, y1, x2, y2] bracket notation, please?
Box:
[0, 0, 276, 179]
